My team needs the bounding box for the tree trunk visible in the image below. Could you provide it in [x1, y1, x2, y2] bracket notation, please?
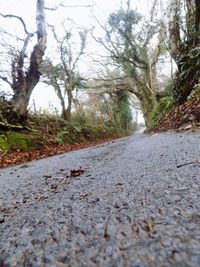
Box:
[7, 89, 30, 126]
[173, 53, 200, 104]
[167, 0, 200, 105]
[55, 85, 67, 120]
[60, 100, 67, 120]
[129, 66, 159, 128]
[8, 0, 47, 125]
[65, 89, 73, 120]
[138, 89, 158, 127]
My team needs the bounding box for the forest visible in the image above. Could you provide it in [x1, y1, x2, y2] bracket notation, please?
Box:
[0, 0, 199, 166]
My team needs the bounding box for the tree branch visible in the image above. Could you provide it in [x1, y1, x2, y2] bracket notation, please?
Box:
[45, 1, 91, 11]
[0, 75, 12, 87]
[0, 27, 25, 41]
[0, 13, 30, 34]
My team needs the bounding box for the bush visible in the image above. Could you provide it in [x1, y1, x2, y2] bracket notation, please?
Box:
[54, 114, 135, 145]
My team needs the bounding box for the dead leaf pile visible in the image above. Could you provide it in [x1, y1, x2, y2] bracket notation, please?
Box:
[149, 97, 200, 133]
[0, 138, 116, 169]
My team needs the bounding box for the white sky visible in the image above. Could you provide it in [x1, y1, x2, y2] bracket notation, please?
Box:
[0, 0, 159, 123]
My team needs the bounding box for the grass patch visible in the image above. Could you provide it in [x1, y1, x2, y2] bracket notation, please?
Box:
[0, 135, 8, 155]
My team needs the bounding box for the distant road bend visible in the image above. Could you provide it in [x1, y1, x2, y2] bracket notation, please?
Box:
[0, 129, 200, 267]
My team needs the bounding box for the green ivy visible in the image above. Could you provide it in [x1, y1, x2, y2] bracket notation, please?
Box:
[150, 95, 174, 128]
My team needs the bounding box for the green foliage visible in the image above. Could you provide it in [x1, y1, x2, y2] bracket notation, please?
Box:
[188, 86, 200, 99]
[0, 132, 34, 154]
[7, 132, 32, 151]
[150, 95, 174, 128]
[44, 64, 86, 90]
[55, 119, 106, 144]
[0, 135, 8, 155]
[55, 121, 81, 144]
[108, 9, 141, 31]
[72, 72, 87, 90]
[105, 6, 162, 127]
[107, 8, 144, 70]
[168, 0, 200, 105]
[55, 107, 136, 145]
[112, 91, 134, 133]
[55, 129, 70, 144]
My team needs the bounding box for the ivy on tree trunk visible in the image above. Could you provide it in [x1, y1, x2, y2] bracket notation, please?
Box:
[168, 0, 200, 105]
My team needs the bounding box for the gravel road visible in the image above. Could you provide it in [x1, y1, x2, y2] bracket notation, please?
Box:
[0, 130, 200, 267]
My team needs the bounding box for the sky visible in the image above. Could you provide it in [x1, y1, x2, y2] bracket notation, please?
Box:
[0, 0, 159, 123]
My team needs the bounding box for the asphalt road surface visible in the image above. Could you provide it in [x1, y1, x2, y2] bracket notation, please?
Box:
[0, 130, 200, 267]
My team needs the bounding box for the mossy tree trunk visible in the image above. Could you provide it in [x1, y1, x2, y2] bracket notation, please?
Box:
[167, 0, 200, 104]
[137, 87, 158, 127]
[112, 90, 133, 131]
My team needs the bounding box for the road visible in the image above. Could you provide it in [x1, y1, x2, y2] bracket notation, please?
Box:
[0, 130, 200, 267]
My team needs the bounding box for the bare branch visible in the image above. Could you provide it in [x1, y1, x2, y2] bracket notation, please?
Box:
[91, 32, 119, 61]
[93, 76, 128, 82]
[91, 13, 121, 59]
[0, 27, 25, 41]
[45, 2, 91, 11]
[0, 13, 30, 34]
[0, 75, 12, 87]
[72, 31, 87, 70]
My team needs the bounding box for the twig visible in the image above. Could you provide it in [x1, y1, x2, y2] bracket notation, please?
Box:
[45, 4, 91, 11]
[0, 13, 30, 34]
[177, 160, 199, 168]
[104, 216, 111, 240]
[0, 121, 37, 132]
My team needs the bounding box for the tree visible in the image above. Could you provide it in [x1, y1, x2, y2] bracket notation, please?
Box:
[86, 70, 134, 131]
[42, 25, 87, 120]
[111, 90, 133, 131]
[92, 0, 165, 127]
[167, 0, 200, 104]
[0, 0, 47, 125]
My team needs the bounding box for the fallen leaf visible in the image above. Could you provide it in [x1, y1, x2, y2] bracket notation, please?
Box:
[143, 217, 156, 236]
[70, 168, 84, 177]
[147, 97, 200, 133]
[43, 175, 52, 179]
[38, 195, 49, 201]
[79, 192, 93, 199]
[0, 138, 116, 169]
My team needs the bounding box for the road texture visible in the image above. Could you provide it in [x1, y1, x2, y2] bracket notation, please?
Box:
[0, 130, 200, 267]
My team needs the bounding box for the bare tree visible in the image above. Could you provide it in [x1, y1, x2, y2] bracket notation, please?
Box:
[0, 0, 47, 125]
[42, 24, 87, 120]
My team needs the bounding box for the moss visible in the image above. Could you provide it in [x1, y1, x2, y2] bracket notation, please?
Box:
[7, 132, 32, 151]
[149, 96, 174, 128]
[0, 135, 8, 155]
